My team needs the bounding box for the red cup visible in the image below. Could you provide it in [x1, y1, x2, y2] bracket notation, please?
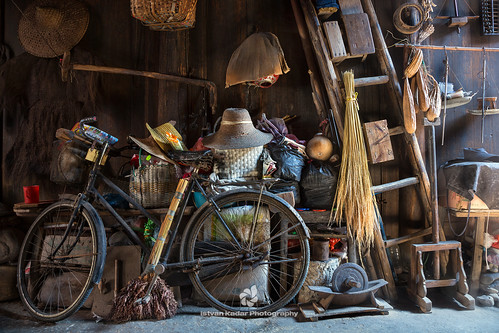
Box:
[23, 185, 40, 204]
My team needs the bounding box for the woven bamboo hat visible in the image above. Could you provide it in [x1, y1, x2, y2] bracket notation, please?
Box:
[146, 122, 186, 151]
[18, 0, 89, 58]
[202, 108, 272, 149]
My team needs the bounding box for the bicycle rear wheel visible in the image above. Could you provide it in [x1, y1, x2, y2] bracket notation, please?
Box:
[17, 200, 106, 322]
[184, 190, 309, 314]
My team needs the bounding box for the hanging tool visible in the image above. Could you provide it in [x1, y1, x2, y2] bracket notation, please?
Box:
[481, 48, 487, 143]
[435, 0, 479, 34]
[441, 48, 449, 145]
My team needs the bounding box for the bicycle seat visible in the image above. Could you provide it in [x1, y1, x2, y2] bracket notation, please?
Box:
[166, 150, 213, 170]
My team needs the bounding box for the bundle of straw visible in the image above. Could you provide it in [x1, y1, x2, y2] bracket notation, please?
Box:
[330, 71, 375, 249]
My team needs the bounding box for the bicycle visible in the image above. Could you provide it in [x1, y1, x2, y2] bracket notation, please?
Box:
[17, 117, 310, 322]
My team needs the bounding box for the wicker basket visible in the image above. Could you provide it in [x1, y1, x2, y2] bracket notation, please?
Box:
[131, 0, 198, 31]
[129, 164, 177, 208]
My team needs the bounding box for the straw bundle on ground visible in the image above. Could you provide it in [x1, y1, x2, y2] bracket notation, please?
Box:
[329, 71, 375, 249]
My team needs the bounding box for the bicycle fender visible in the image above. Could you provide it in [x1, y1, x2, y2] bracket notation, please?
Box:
[76, 200, 107, 286]
[178, 189, 310, 261]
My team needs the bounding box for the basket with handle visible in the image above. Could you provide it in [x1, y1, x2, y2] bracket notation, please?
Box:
[129, 159, 177, 208]
[131, 0, 198, 31]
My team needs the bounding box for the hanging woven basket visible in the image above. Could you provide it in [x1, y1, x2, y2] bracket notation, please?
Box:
[130, 0, 198, 31]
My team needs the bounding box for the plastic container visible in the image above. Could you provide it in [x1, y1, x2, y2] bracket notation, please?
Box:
[192, 192, 207, 208]
[23, 185, 39, 204]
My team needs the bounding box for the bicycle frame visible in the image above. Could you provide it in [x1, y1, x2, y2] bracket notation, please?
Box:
[58, 142, 248, 275]
[55, 137, 308, 282]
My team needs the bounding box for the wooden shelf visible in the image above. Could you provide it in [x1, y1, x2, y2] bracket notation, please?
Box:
[13, 201, 194, 218]
[448, 208, 499, 218]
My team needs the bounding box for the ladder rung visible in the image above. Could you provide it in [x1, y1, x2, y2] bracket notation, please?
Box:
[371, 176, 419, 194]
[354, 75, 390, 87]
[389, 126, 404, 136]
[384, 227, 432, 248]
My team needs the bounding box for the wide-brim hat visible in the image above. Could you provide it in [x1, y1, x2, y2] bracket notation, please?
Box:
[128, 135, 176, 165]
[18, 0, 89, 58]
[146, 122, 186, 151]
[202, 108, 272, 149]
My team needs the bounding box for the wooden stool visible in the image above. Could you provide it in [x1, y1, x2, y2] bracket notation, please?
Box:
[477, 97, 497, 110]
[407, 241, 475, 312]
[407, 124, 474, 312]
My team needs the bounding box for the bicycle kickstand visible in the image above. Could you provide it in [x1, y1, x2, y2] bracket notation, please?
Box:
[134, 263, 165, 305]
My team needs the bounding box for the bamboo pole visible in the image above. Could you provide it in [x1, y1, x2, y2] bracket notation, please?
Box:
[147, 178, 190, 268]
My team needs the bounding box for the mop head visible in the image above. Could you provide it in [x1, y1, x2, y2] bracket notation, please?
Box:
[108, 274, 178, 322]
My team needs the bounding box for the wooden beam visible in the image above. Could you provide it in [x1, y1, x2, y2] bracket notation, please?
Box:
[372, 219, 398, 301]
[449, 209, 499, 218]
[299, 0, 345, 140]
[70, 64, 218, 115]
[291, 0, 328, 121]
[394, 43, 499, 53]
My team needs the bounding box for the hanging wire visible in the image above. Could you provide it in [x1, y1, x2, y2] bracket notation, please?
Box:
[435, 0, 449, 18]
[384, 30, 409, 49]
[435, 0, 478, 17]
[446, 194, 470, 237]
[461, 0, 478, 17]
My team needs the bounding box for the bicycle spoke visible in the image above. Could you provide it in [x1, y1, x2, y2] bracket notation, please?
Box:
[186, 191, 309, 314]
[18, 201, 104, 321]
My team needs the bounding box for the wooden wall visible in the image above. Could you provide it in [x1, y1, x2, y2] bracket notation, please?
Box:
[1, 0, 498, 238]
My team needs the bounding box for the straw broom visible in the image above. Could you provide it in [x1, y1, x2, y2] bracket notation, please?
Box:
[329, 71, 375, 249]
[108, 178, 190, 322]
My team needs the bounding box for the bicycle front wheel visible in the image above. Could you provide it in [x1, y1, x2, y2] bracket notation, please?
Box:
[17, 200, 106, 322]
[184, 190, 310, 314]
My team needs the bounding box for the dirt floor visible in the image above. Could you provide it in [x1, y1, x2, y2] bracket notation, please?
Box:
[0, 288, 498, 333]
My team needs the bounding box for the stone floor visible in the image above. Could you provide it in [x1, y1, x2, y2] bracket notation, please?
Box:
[1, 288, 498, 333]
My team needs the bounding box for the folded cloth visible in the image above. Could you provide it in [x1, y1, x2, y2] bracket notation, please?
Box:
[443, 161, 499, 209]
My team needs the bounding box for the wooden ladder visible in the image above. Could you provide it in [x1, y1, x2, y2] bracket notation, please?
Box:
[293, 0, 450, 302]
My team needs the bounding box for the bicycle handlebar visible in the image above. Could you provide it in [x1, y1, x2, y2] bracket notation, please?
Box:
[80, 116, 97, 126]
[78, 117, 96, 141]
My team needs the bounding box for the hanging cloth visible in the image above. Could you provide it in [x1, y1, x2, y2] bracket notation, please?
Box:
[225, 32, 290, 88]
